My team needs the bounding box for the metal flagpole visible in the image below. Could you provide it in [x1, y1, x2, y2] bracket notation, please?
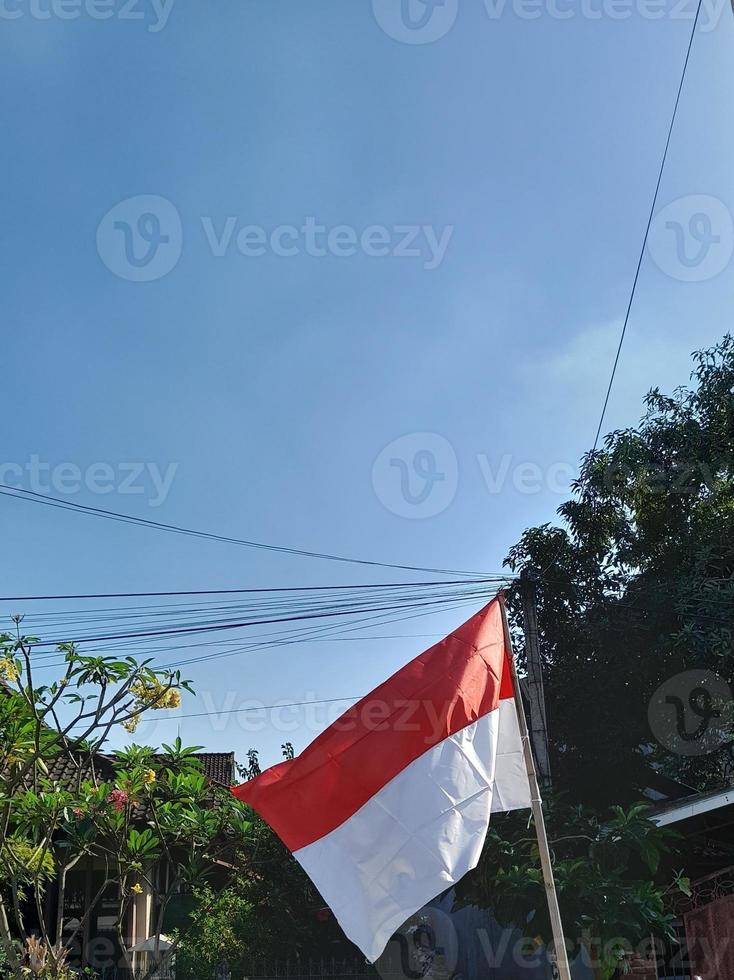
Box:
[498, 593, 572, 980]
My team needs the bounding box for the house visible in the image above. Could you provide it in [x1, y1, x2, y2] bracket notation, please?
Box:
[651, 786, 734, 980]
[31, 747, 236, 978]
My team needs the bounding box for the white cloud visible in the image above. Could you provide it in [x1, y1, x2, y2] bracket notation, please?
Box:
[523, 317, 721, 435]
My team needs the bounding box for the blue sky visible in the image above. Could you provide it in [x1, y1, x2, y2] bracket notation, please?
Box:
[2, 0, 733, 768]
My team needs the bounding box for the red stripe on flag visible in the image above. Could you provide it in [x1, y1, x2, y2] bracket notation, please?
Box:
[232, 598, 515, 851]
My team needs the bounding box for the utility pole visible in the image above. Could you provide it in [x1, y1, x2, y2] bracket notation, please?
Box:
[499, 595, 571, 980]
[520, 568, 552, 792]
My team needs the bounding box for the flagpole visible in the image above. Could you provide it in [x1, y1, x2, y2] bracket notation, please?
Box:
[498, 593, 572, 980]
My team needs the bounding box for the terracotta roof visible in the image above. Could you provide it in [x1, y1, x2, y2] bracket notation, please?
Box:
[42, 750, 234, 788]
[46, 752, 114, 787]
[0, 686, 234, 786]
[189, 752, 235, 785]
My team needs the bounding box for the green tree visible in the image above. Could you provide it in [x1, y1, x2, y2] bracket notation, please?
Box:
[173, 813, 325, 980]
[173, 746, 354, 979]
[0, 625, 250, 980]
[504, 335, 734, 804]
[456, 801, 684, 980]
[172, 881, 255, 980]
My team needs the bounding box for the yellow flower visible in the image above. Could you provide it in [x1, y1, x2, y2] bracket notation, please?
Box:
[130, 680, 181, 712]
[121, 714, 140, 734]
[161, 689, 181, 709]
[142, 769, 156, 785]
[130, 883, 143, 895]
[0, 658, 19, 683]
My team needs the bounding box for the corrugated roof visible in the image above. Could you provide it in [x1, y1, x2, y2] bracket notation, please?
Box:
[652, 785, 734, 827]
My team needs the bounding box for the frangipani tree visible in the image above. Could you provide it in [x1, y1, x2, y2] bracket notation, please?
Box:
[0, 622, 251, 980]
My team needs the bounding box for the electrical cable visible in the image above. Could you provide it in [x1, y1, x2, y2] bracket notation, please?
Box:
[28, 590, 492, 649]
[0, 485, 485, 577]
[589, 0, 703, 456]
[0, 576, 511, 603]
[18, 582, 496, 651]
[30, 591, 491, 673]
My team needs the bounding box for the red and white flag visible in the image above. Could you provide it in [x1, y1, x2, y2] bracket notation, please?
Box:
[231, 597, 531, 962]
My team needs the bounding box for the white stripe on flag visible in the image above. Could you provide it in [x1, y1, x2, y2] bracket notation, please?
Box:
[294, 698, 529, 962]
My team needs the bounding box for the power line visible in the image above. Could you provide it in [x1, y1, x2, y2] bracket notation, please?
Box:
[18, 582, 495, 644]
[3, 582, 505, 637]
[147, 695, 361, 722]
[0, 485, 484, 578]
[28, 590, 494, 650]
[160, 595, 484, 671]
[31, 592, 489, 672]
[61, 598, 495, 726]
[64, 695, 364, 728]
[590, 1, 703, 457]
[30, 595, 480, 668]
[0, 577, 510, 603]
[7, 582, 499, 627]
[63, 695, 365, 731]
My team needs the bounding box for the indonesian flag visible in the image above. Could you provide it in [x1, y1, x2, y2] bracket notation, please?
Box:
[231, 597, 531, 962]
